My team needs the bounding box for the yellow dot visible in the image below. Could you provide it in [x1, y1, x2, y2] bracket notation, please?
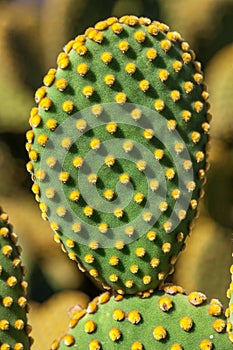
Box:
[199, 339, 213, 350]
[7, 276, 17, 287]
[147, 231, 156, 241]
[113, 308, 125, 321]
[136, 160, 147, 171]
[106, 122, 117, 134]
[104, 74, 115, 86]
[165, 168, 175, 180]
[84, 254, 95, 264]
[173, 60, 183, 72]
[208, 299, 222, 316]
[66, 239, 75, 248]
[170, 90, 181, 102]
[179, 209, 187, 220]
[89, 339, 101, 350]
[158, 296, 173, 311]
[84, 320, 96, 333]
[188, 291, 206, 305]
[88, 173, 98, 184]
[29, 150, 38, 161]
[134, 30, 146, 43]
[73, 156, 83, 168]
[43, 73, 55, 87]
[35, 86, 46, 103]
[154, 99, 165, 112]
[179, 316, 193, 331]
[191, 131, 201, 144]
[167, 119, 177, 130]
[59, 171, 69, 183]
[1, 245, 13, 257]
[76, 63, 89, 76]
[109, 327, 121, 341]
[118, 40, 130, 53]
[46, 118, 57, 130]
[26, 130, 34, 143]
[51, 222, 59, 231]
[75, 44, 88, 56]
[143, 211, 152, 222]
[147, 24, 159, 36]
[90, 138, 101, 150]
[109, 274, 118, 282]
[139, 80, 150, 92]
[39, 97, 52, 110]
[167, 31, 182, 42]
[92, 104, 103, 117]
[133, 193, 144, 204]
[149, 179, 159, 191]
[57, 52, 70, 69]
[182, 110, 192, 122]
[193, 73, 203, 84]
[171, 344, 183, 350]
[158, 69, 169, 82]
[135, 247, 145, 258]
[154, 149, 164, 160]
[56, 206, 66, 217]
[124, 226, 134, 236]
[182, 52, 192, 64]
[104, 189, 114, 200]
[35, 169, 46, 181]
[105, 155, 115, 167]
[115, 92, 127, 104]
[194, 101, 204, 113]
[55, 78, 68, 91]
[0, 320, 9, 330]
[111, 22, 123, 34]
[159, 201, 168, 212]
[2, 296, 13, 308]
[130, 265, 139, 274]
[115, 240, 125, 250]
[163, 221, 172, 232]
[83, 206, 93, 217]
[125, 280, 134, 288]
[184, 81, 194, 93]
[62, 101, 74, 113]
[131, 108, 142, 120]
[76, 119, 87, 132]
[101, 52, 112, 64]
[125, 62, 137, 75]
[98, 223, 108, 234]
[128, 310, 141, 324]
[61, 137, 72, 149]
[160, 39, 171, 52]
[162, 242, 171, 253]
[89, 269, 98, 278]
[82, 85, 94, 98]
[153, 325, 167, 340]
[196, 151, 205, 163]
[143, 275, 151, 285]
[212, 319, 226, 333]
[202, 122, 210, 133]
[72, 222, 82, 233]
[109, 256, 119, 266]
[119, 173, 130, 184]
[122, 141, 133, 153]
[114, 208, 124, 219]
[146, 48, 157, 61]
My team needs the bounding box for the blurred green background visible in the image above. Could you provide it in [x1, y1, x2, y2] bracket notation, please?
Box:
[0, 0, 232, 348]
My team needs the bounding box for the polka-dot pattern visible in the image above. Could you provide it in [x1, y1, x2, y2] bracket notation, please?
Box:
[52, 288, 229, 349]
[26, 15, 209, 294]
[0, 207, 32, 349]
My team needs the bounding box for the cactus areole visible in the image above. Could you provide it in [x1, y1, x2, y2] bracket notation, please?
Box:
[26, 16, 210, 294]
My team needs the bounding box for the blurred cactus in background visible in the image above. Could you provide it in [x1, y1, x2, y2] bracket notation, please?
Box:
[0, 0, 232, 349]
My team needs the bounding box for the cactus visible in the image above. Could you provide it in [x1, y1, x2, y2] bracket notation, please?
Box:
[0, 207, 32, 350]
[51, 286, 230, 349]
[227, 263, 233, 343]
[26, 15, 210, 294]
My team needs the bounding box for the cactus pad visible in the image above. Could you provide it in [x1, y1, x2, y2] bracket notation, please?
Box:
[51, 286, 230, 349]
[26, 16, 210, 294]
[0, 207, 32, 350]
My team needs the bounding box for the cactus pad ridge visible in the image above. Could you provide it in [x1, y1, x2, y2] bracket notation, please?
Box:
[51, 286, 230, 349]
[27, 15, 210, 294]
[0, 207, 32, 350]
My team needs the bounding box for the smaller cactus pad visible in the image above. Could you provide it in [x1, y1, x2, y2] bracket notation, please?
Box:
[51, 286, 230, 349]
[27, 16, 210, 294]
[0, 207, 32, 350]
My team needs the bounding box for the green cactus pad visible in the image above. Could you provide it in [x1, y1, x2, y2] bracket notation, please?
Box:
[51, 286, 230, 349]
[0, 207, 32, 350]
[26, 16, 210, 294]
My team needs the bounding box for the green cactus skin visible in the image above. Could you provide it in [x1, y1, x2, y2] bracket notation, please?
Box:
[26, 15, 210, 294]
[0, 207, 32, 350]
[51, 286, 230, 350]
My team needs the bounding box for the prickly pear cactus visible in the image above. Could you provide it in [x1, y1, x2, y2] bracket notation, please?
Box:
[0, 207, 32, 350]
[51, 286, 230, 349]
[226, 263, 233, 343]
[26, 16, 210, 294]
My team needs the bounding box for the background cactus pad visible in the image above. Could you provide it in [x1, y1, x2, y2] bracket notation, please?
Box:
[51, 286, 230, 349]
[0, 207, 32, 350]
[26, 16, 210, 294]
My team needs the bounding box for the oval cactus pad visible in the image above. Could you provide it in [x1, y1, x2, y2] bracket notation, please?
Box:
[26, 16, 210, 294]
